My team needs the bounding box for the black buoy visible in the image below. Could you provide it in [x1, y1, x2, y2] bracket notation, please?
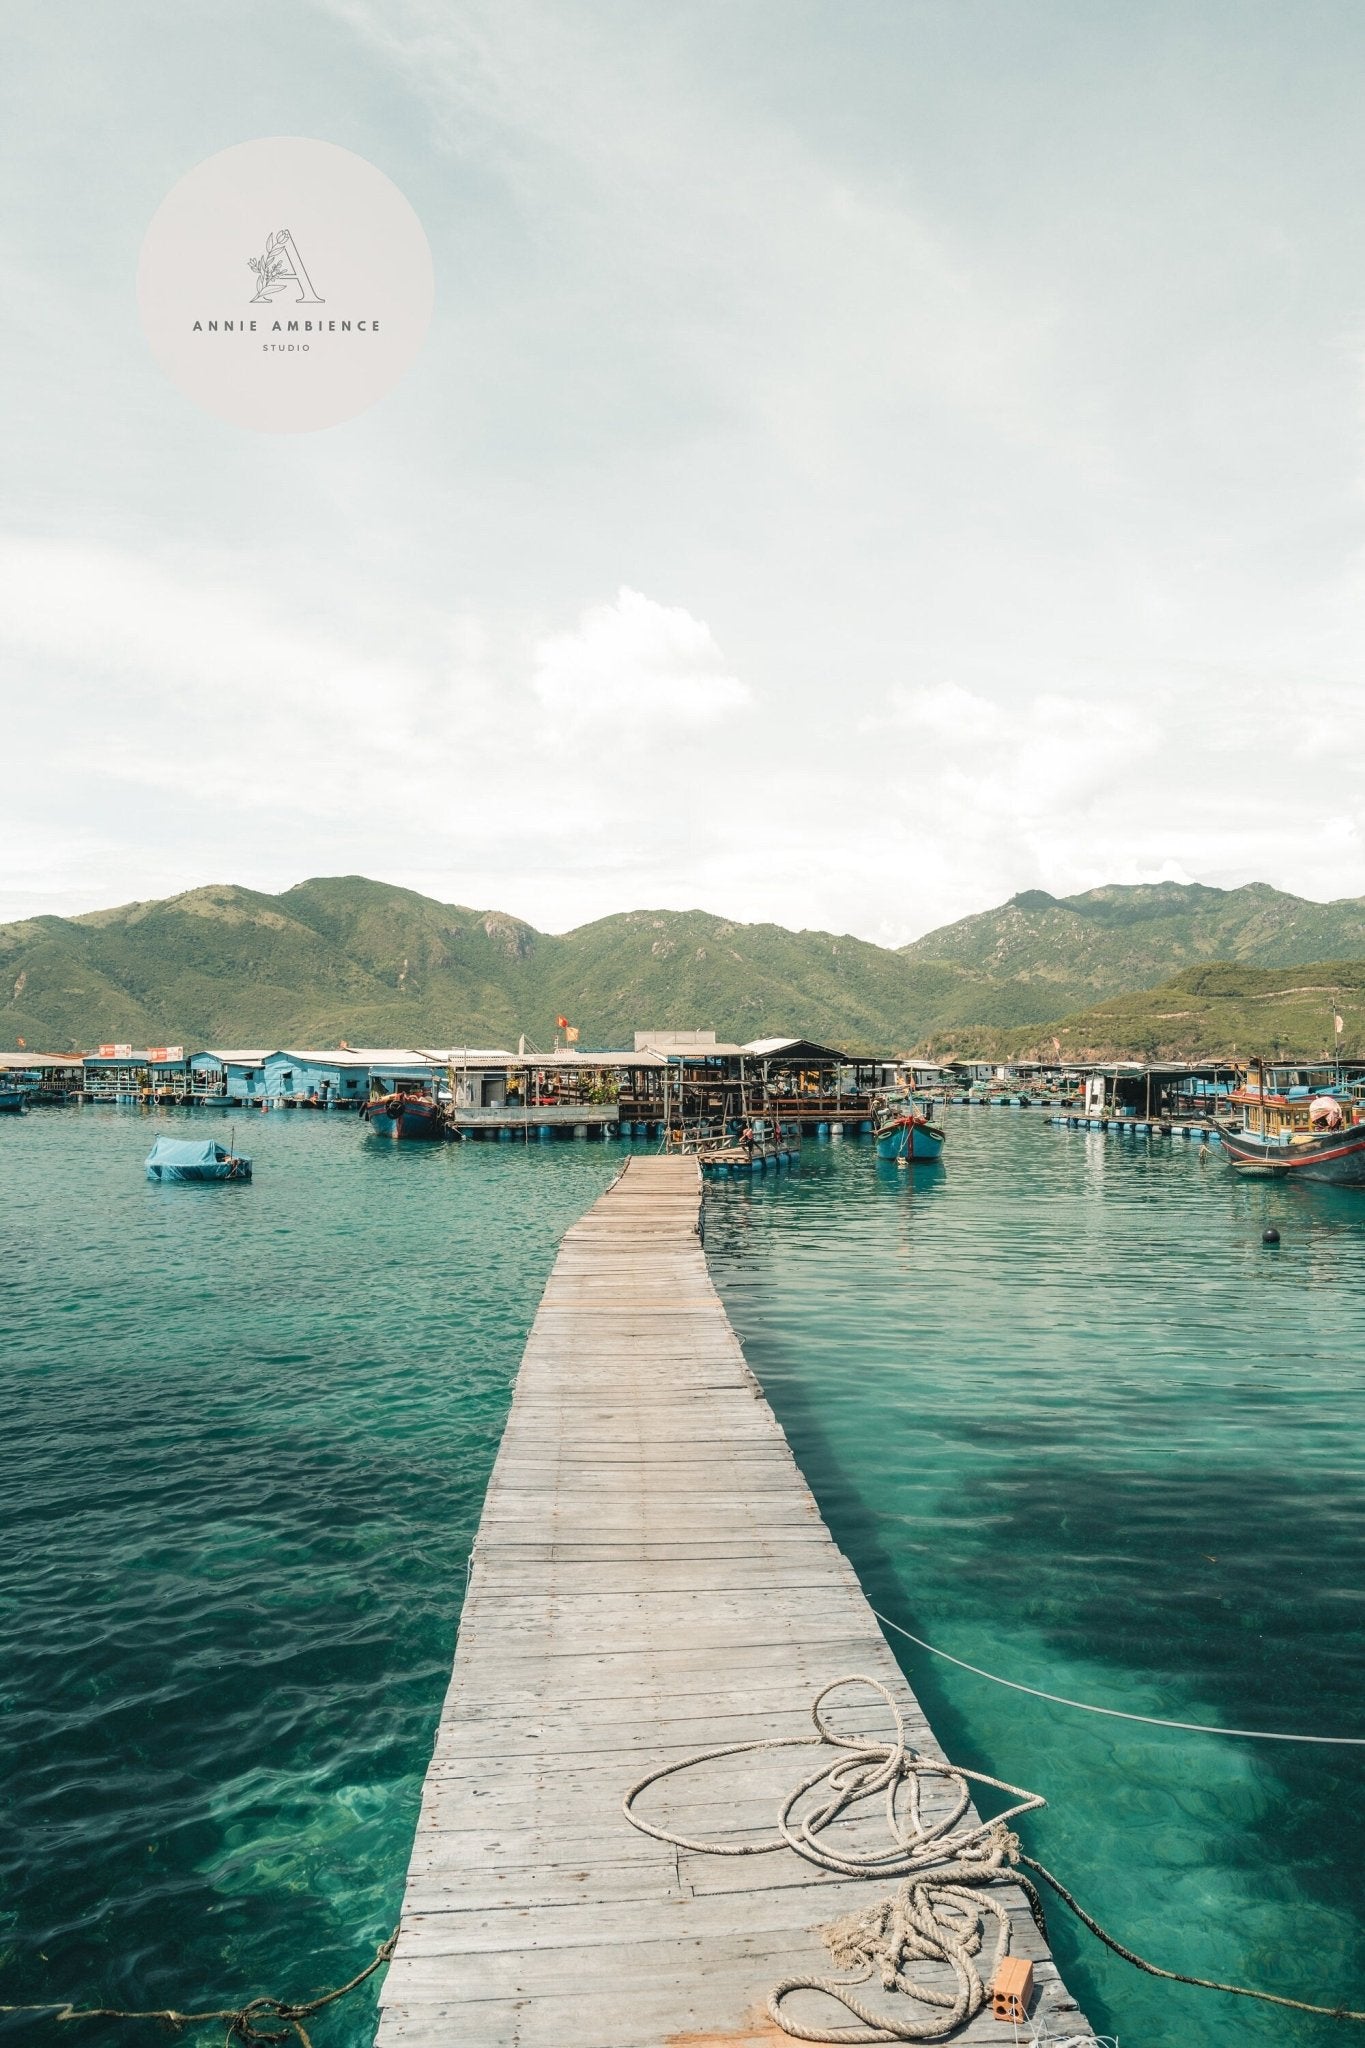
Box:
[1263, 1226, 1281, 1246]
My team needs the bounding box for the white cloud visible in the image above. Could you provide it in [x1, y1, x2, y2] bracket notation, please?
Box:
[8, 8, 1365, 943]
[861, 677, 1365, 929]
[530, 587, 748, 741]
[0, 538, 762, 921]
[4, 530, 1365, 937]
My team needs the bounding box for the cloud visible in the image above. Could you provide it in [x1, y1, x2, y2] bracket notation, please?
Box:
[530, 587, 749, 741]
[8, 7, 1365, 940]
[0, 537, 763, 923]
[863, 676, 1365, 927]
[3, 530, 1365, 938]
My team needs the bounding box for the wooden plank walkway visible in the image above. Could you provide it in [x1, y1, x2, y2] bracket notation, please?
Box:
[377, 1155, 1094, 2047]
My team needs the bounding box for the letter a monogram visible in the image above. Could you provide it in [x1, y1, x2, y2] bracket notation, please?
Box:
[247, 228, 325, 304]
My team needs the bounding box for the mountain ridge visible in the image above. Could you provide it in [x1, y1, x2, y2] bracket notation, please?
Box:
[918, 960, 1365, 1063]
[5, 873, 1365, 1053]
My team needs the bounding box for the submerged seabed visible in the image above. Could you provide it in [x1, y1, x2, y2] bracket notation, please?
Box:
[1, 1108, 1362, 2046]
[705, 1115, 1365, 2048]
[0, 1110, 622, 2046]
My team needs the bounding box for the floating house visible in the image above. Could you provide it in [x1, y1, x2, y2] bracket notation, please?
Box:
[423, 1050, 519, 1112]
[262, 1049, 375, 1104]
[608, 1029, 904, 1133]
[260, 1049, 457, 1104]
[742, 1036, 895, 1125]
[0, 1052, 84, 1102]
[618, 1031, 746, 1129]
[902, 1058, 946, 1090]
[947, 1059, 1005, 1085]
[491, 1049, 642, 1135]
[1061, 1061, 1243, 1120]
[188, 1051, 275, 1104]
[350, 1049, 449, 1098]
[82, 1048, 153, 1101]
[258, 1048, 514, 1108]
[147, 1049, 191, 1100]
[81, 1045, 193, 1100]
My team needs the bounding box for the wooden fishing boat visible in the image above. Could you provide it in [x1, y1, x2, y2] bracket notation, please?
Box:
[873, 1098, 945, 1162]
[1217, 1066, 1365, 1184]
[362, 1091, 449, 1141]
[0, 1088, 26, 1114]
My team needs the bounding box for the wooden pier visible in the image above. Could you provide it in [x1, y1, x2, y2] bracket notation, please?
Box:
[377, 1155, 1093, 2047]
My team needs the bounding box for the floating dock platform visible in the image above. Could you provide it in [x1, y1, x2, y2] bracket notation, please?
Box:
[377, 1155, 1093, 2047]
[450, 1104, 622, 1138]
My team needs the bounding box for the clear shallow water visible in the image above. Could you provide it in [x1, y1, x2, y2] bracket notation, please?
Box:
[703, 1113, 1365, 2047]
[2, 1109, 1363, 2048]
[0, 1108, 621, 2045]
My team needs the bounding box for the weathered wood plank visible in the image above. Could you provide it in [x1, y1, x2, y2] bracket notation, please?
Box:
[376, 1155, 1093, 2047]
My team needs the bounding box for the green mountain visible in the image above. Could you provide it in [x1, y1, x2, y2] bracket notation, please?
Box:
[921, 962, 1365, 1064]
[901, 880, 1365, 1017]
[7, 874, 1365, 1056]
[1, 876, 989, 1052]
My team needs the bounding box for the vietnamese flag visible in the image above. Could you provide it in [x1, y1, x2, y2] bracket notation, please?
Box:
[556, 1015, 569, 1029]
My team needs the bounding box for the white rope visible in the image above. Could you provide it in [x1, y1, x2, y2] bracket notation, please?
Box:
[871, 1610, 1365, 1746]
[623, 1674, 1044, 2042]
[623, 1672, 1365, 2039]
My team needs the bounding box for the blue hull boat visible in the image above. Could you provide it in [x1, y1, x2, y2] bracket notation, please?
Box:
[873, 1107, 946, 1161]
[363, 1093, 449, 1141]
[146, 1137, 252, 1182]
[0, 1089, 26, 1114]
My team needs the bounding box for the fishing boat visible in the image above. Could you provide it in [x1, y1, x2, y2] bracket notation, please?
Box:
[362, 1091, 450, 1141]
[1217, 1064, 1365, 1184]
[872, 1097, 946, 1162]
[145, 1136, 252, 1182]
[0, 1088, 25, 1114]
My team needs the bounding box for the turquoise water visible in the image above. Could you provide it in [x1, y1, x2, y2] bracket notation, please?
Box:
[0, 1109, 621, 2045]
[704, 1114, 1365, 2046]
[2, 1107, 1363, 2046]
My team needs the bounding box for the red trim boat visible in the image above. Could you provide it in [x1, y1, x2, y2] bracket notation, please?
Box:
[1216, 1064, 1365, 1183]
[873, 1098, 946, 1161]
[361, 1091, 450, 1141]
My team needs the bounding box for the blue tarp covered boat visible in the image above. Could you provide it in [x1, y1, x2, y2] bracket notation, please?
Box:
[145, 1137, 252, 1182]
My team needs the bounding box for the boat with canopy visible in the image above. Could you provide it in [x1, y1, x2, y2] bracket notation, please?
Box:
[1216, 1060, 1365, 1183]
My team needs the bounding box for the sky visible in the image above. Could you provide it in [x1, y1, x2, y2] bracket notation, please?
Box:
[4, 0, 1365, 945]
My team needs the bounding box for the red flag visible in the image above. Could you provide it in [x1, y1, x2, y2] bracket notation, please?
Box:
[17, 1037, 25, 1048]
[556, 1015, 569, 1030]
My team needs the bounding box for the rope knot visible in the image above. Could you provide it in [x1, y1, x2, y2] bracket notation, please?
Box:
[228, 1996, 303, 2045]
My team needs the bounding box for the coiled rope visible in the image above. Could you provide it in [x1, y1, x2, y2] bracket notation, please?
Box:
[0, 1931, 396, 2045]
[622, 1673, 1365, 2042]
[625, 1674, 1049, 2041]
